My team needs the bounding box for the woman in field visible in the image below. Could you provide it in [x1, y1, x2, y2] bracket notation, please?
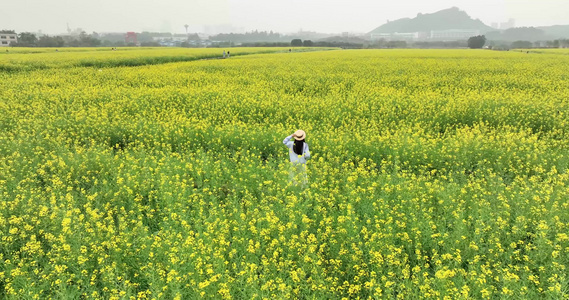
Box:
[283, 130, 310, 187]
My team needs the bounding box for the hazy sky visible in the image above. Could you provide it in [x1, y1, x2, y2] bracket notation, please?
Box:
[3, 0, 569, 34]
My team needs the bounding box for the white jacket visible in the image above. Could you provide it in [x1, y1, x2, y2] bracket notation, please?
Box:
[283, 135, 310, 164]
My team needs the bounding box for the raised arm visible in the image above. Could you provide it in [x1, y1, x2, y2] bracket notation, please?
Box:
[283, 135, 294, 149]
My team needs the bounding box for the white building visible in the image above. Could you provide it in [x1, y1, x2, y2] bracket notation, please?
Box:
[372, 29, 483, 42]
[0, 33, 17, 47]
[371, 32, 420, 41]
[152, 36, 190, 43]
[393, 32, 419, 40]
[370, 33, 392, 41]
[499, 19, 515, 30]
[430, 29, 480, 40]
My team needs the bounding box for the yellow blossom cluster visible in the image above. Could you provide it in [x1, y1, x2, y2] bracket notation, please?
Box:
[0, 47, 316, 72]
[0, 48, 568, 299]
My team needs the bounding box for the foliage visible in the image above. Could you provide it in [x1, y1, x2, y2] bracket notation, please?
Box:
[186, 33, 200, 41]
[1, 48, 568, 299]
[386, 40, 408, 48]
[140, 41, 162, 47]
[291, 39, 303, 47]
[12, 32, 102, 48]
[241, 42, 291, 47]
[37, 35, 65, 47]
[211, 30, 283, 43]
[66, 32, 102, 47]
[467, 35, 486, 49]
[511, 40, 533, 49]
[545, 39, 569, 48]
[15, 32, 38, 47]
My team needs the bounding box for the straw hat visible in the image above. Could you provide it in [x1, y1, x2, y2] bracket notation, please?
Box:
[293, 130, 306, 141]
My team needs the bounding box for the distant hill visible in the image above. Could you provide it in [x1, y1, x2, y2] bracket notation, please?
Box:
[369, 7, 493, 34]
[485, 27, 547, 42]
[539, 25, 569, 39]
[485, 26, 569, 42]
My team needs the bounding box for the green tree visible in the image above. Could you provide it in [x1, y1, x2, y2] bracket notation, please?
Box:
[37, 35, 65, 47]
[510, 40, 532, 49]
[291, 39, 302, 47]
[467, 35, 486, 49]
[140, 41, 161, 47]
[303, 40, 313, 47]
[79, 31, 101, 47]
[386, 40, 407, 48]
[16, 32, 38, 46]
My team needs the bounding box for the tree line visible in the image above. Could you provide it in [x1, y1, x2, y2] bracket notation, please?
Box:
[467, 34, 569, 50]
[3, 31, 193, 47]
[7, 31, 101, 47]
[4, 30, 568, 50]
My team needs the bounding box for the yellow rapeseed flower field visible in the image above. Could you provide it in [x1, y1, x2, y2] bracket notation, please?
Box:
[0, 47, 568, 299]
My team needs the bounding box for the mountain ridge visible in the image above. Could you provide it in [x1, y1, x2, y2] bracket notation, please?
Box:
[369, 7, 495, 34]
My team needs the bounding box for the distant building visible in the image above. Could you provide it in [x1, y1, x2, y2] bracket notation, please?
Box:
[499, 19, 515, 30]
[152, 36, 188, 43]
[430, 29, 480, 40]
[372, 29, 483, 42]
[0, 33, 17, 47]
[197, 33, 210, 40]
[370, 33, 392, 41]
[393, 32, 419, 40]
[371, 32, 419, 41]
[125, 32, 137, 44]
[152, 36, 185, 47]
